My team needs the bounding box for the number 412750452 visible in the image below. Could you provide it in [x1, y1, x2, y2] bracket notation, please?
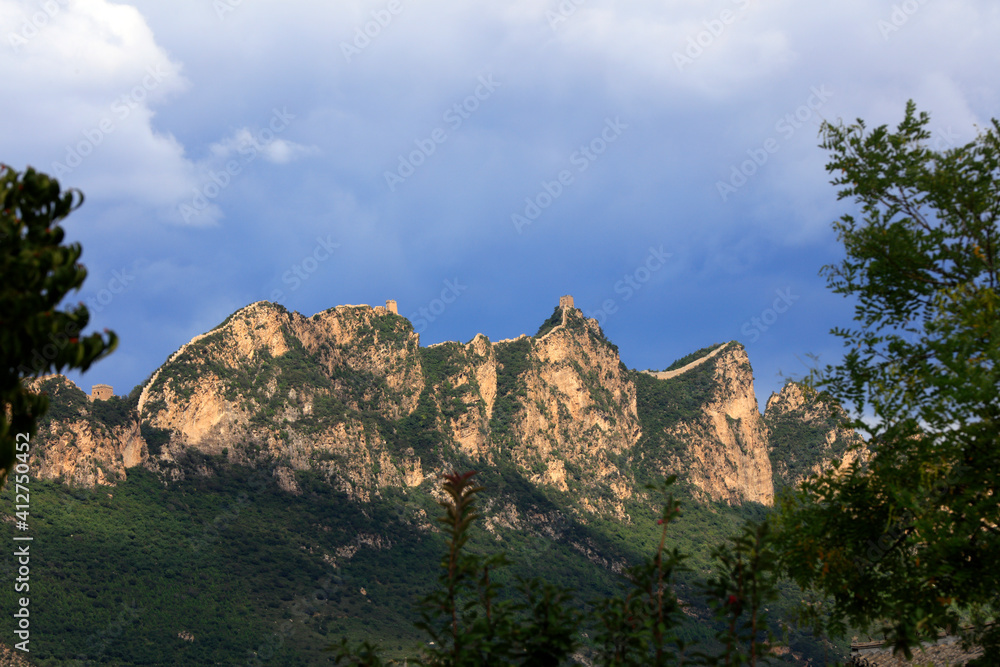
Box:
[14, 433, 30, 516]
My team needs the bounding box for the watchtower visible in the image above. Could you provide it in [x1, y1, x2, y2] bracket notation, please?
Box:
[559, 295, 574, 309]
[90, 384, 113, 402]
[386, 299, 398, 315]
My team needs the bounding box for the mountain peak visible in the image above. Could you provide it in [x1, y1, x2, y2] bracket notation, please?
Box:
[29, 297, 856, 515]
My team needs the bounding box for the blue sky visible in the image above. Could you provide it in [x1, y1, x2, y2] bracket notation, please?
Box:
[3, 0, 998, 411]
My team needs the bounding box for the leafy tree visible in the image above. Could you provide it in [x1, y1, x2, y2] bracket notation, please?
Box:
[330, 472, 785, 666]
[0, 164, 117, 486]
[591, 479, 688, 666]
[698, 521, 781, 666]
[774, 101, 1000, 660]
[331, 471, 583, 666]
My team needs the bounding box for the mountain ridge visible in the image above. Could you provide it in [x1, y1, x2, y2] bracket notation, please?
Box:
[26, 297, 863, 511]
[11, 296, 871, 663]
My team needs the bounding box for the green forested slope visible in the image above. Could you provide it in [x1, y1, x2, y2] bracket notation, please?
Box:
[2, 459, 841, 665]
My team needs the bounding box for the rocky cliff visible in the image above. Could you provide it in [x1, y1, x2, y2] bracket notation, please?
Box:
[764, 381, 868, 493]
[138, 301, 424, 501]
[24, 376, 147, 487]
[633, 342, 773, 506]
[26, 298, 861, 511]
[481, 308, 641, 516]
[135, 301, 643, 506]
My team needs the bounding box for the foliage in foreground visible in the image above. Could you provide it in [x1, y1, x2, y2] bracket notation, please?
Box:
[330, 471, 786, 666]
[0, 164, 117, 487]
[773, 101, 999, 662]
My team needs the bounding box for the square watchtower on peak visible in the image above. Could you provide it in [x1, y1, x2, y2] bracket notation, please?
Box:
[90, 384, 113, 402]
[559, 295, 574, 309]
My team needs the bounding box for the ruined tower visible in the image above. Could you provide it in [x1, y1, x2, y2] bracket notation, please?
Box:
[559, 295, 574, 309]
[385, 299, 398, 315]
[90, 384, 113, 402]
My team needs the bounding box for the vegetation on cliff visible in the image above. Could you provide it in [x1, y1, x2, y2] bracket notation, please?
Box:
[662, 343, 726, 373]
[331, 472, 795, 666]
[490, 337, 533, 444]
[534, 306, 564, 338]
[764, 381, 861, 494]
[0, 164, 117, 486]
[1, 453, 837, 664]
[15, 299, 854, 662]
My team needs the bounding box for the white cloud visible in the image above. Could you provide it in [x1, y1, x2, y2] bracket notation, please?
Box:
[262, 137, 321, 164]
[12, 0, 995, 414]
[208, 127, 319, 165]
[0, 0, 196, 216]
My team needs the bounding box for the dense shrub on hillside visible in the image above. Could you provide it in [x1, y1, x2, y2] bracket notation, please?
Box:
[331, 473, 785, 666]
[420, 343, 468, 387]
[490, 338, 533, 442]
[662, 343, 725, 373]
[88, 395, 136, 429]
[535, 307, 564, 338]
[33, 376, 90, 423]
[140, 422, 171, 456]
[633, 361, 718, 434]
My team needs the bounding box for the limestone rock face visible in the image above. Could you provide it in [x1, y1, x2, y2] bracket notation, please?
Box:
[764, 381, 868, 492]
[699, 345, 773, 505]
[34, 419, 147, 487]
[25, 376, 147, 487]
[25, 299, 862, 508]
[504, 311, 640, 501]
[422, 336, 497, 460]
[416, 308, 639, 508]
[652, 343, 774, 506]
[138, 301, 425, 499]
[132, 302, 644, 502]
[288, 303, 424, 420]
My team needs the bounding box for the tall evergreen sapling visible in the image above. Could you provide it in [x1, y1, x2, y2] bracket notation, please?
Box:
[0, 165, 117, 486]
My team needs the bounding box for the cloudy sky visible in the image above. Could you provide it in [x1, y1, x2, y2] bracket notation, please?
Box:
[3, 0, 998, 410]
